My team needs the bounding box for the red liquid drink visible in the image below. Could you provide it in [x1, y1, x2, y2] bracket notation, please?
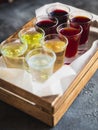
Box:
[57, 23, 82, 58]
[49, 9, 69, 25]
[47, 4, 70, 25]
[35, 16, 58, 35]
[70, 16, 92, 45]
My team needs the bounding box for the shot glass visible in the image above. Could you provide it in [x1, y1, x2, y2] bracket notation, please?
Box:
[25, 47, 56, 83]
[35, 15, 58, 35]
[44, 34, 68, 72]
[18, 27, 45, 54]
[46, 3, 70, 25]
[1, 38, 28, 69]
[57, 23, 82, 63]
[70, 10, 93, 52]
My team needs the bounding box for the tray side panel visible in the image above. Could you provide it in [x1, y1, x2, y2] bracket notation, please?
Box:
[0, 79, 53, 113]
[0, 87, 53, 126]
[53, 58, 98, 126]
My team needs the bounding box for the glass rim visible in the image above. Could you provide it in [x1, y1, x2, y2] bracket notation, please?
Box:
[25, 47, 56, 65]
[1, 38, 27, 58]
[69, 10, 93, 24]
[46, 4, 70, 15]
[35, 15, 58, 28]
[18, 26, 45, 38]
[1, 38, 26, 49]
[44, 33, 68, 47]
[57, 23, 83, 38]
[1, 38, 20, 45]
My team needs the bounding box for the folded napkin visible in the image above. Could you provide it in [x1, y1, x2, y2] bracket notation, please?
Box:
[0, 3, 98, 97]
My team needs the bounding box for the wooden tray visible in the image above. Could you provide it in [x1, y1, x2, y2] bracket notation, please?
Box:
[0, 16, 98, 126]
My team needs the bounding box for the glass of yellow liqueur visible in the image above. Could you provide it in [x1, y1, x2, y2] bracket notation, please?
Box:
[18, 26, 45, 54]
[44, 34, 68, 72]
[1, 38, 27, 69]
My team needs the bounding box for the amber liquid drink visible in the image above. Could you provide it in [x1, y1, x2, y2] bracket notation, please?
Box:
[44, 34, 68, 72]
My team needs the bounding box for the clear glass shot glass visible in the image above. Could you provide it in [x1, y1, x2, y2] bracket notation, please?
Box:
[18, 26, 45, 54]
[69, 10, 93, 53]
[57, 23, 83, 64]
[25, 47, 56, 83]
[1, 38, 28, 69]
[46, 3, 70, 25]
[35, 15, 58, 35]
[44, 34, 68, 72]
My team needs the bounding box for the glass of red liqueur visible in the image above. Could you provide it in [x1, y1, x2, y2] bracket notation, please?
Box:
[46, 3, 70, 25]
[57, 23, 83, 59]
[35, 15, 58, 35]
[70, 10, 93, 52]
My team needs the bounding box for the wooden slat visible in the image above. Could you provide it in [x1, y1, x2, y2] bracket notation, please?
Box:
[53, 58, 98, 126]
[0, 79, 53, 113]
[53, 50, 98, 113]
[0, 87, 53, 126]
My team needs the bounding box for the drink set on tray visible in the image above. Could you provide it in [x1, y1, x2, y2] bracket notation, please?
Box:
[0, 4, 93, 84]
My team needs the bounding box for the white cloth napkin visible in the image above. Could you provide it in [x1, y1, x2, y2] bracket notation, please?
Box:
[0, 3, 98, 97]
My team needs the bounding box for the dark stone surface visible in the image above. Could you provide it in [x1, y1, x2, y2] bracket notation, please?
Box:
[0, 0, 98, 130]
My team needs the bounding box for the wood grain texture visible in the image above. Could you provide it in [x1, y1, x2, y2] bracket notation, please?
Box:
[0, 87, 53, 126]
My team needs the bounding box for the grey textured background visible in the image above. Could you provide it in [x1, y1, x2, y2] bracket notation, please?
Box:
[0, 0, 98, 130]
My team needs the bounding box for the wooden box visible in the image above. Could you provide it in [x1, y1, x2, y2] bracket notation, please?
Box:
[0, 10, 98, 126]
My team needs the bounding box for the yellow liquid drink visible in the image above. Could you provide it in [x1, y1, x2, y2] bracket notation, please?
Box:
[18, 27, 44, 54]
[1, 39, 27, 69]
[1, 42, 26, 57]
[45, 39, 67, 71]
[21, 32, 43, 51]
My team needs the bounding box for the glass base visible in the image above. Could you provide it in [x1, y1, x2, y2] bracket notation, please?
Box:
[64, 42, 90, 65]
[64, 55, 78, 65]
[78, 43, 88, 55]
